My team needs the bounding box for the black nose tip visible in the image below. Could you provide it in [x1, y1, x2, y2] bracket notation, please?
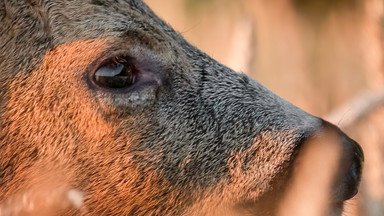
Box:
[332, 135, 364, 202]
[348, 136, 364, 163]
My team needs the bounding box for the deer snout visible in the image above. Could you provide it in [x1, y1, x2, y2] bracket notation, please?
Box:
[279, 121, 363, 216]
[332, 133, 364, 202]
[309, 121, 364, 203]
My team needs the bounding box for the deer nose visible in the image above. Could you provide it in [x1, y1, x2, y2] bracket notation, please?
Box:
[332, 133, 364, 202]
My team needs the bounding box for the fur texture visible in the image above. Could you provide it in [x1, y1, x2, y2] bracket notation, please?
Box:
[0, 0, 362, 215]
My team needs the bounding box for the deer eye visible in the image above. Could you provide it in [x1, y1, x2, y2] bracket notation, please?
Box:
[94, 58, 137, 89]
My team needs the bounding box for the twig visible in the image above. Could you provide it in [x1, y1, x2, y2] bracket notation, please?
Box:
[325, 88, 384, 129]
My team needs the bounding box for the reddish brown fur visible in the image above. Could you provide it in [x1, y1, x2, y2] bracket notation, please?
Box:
[0, 40, 167, 215]
[0, 1, 363, 215]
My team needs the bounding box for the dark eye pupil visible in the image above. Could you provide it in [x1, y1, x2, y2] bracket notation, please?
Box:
[94, 63, 135, 88]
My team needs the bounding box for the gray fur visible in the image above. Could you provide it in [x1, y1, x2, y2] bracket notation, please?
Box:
[0, 0, 361, 215]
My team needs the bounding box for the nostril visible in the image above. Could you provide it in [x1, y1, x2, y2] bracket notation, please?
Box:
[344, 152, 363, 199]
[352, 138, 364, 163]
[332, 135, 364, 202]
[341, 135, 364, 165]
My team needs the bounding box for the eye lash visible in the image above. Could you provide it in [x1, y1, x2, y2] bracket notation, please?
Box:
[111, 56, 131, 65]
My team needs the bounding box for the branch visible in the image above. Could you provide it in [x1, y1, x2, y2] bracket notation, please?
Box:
[325, 88, 384, 129]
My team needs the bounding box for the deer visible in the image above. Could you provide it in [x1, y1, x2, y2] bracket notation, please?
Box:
[0, 0, 363, 215]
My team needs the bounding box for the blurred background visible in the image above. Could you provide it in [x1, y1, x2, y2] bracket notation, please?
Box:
[144, 0, 384, 215]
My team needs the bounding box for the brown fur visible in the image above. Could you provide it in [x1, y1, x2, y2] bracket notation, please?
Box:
[0, 0, 363, 215]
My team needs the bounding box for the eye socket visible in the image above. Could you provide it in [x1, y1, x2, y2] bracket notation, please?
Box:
[94, 57, 137, 89]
